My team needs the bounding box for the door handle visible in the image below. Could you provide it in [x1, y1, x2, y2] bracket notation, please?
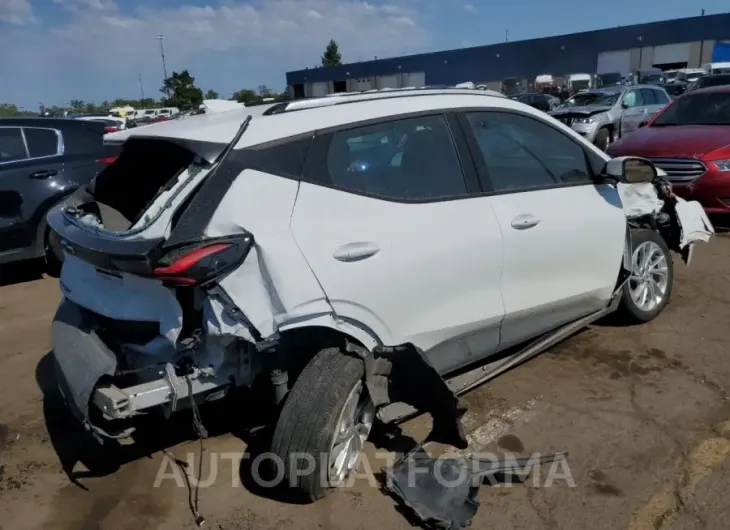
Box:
[29, 169, 58, 179]
[511, 214, 540, 230]
[333, 242, 380, 262]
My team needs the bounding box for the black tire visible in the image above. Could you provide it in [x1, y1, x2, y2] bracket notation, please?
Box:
[617, 229, 674, 323]
[271, 346, 368, 502]
[594, 127, 610, 151]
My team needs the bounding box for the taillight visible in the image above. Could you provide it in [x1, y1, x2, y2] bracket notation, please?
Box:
[104, 126, 120, 133]
[96, 155, 118, 165]
[152, 237, 253, 287]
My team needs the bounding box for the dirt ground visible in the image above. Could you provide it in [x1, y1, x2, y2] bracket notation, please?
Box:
[1, 235, 730, 530]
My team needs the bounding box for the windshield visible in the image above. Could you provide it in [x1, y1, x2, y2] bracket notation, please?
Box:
[665, 72, 677, 81]
[558, 91, 620, 108]
[651, 92, 730, 126]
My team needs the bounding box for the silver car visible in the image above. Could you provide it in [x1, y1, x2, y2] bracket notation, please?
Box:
[549, 85, 671, 150]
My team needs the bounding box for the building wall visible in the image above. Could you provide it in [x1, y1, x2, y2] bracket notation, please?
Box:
[286, 13, 730, 90]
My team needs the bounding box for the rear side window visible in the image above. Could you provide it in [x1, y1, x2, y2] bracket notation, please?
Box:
[653, 89, 670, 104]
[640, 89, 657, 105]
[464, 111, 592, 192]
[325, 114, 467, 201]
[0, 128, 28, 162]
[24, 128, 59, 158]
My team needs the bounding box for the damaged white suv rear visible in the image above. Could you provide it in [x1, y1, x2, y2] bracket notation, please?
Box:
[49, 89, 713, 500]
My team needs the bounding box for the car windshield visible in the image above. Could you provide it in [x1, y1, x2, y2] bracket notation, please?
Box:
[558, 91, 620, 108]
[651, 92, 730, 126]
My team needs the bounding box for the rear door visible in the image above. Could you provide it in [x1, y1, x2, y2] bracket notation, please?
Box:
[0, 126, 64, 253]
[620, 88, 648, 134]
[458, 110, 626, 348]
[291, 112, 506, 374]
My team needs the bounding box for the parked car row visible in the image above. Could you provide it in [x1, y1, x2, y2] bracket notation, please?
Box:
[607, 85, 730, 215]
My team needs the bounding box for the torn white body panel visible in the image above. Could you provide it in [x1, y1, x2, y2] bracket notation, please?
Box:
[59, 255, 183, 343]
[617, 182, 664, 218]
[205, 169, 334, 338]
[673, 196, 715, 247]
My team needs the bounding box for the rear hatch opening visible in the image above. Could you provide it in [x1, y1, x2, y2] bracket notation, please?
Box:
[66, 138, 199, 233]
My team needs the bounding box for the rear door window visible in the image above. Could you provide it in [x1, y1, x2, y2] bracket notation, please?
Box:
[23, 128, 59, 158]
[0, 128, 28, 163]
[640, 89, 657, 105]
[653, 89, 670, 105]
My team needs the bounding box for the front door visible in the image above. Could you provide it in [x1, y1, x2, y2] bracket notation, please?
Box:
[620, 88, 648, 135]
[291, 113, 506, 374]
[458, 110, 626, 348]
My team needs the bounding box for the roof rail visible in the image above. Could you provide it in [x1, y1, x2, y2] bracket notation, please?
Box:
[263, 86, 504, 115]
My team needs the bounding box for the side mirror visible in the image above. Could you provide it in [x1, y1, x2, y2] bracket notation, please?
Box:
[602, 156, 658, 183]
[621, 102, 629, 109]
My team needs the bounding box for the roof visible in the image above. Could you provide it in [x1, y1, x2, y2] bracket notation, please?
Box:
[103, 89, 531, 160]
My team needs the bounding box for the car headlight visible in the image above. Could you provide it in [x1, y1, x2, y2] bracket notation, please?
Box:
[573, 117, 596, 125]
[712, 159, 730, 172]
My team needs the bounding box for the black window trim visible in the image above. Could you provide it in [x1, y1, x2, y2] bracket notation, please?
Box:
[0, 126, 63, 166]
[22, 127, 64, 161]
[301, 110, 480, 204]
[455, 107, 605, 197]
[0, 125, 30, 165]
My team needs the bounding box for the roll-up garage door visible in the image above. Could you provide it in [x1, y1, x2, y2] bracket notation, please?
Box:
[310, 82, 328, 97]
[652, 43, 690, 66]
[596, 50, 631, 76]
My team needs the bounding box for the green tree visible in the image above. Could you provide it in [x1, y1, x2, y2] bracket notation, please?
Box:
[204, 89, 219, 100]
[321, 39, 342, 67]
[257, 85, 273, 98]
[160, 70, 204, 110]
[232, 89, 259, 104]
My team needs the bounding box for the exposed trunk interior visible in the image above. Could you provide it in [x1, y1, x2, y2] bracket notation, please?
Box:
[73, 139, 195, 231]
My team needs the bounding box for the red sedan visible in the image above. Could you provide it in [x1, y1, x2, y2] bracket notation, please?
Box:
[606, 86, 730, 214]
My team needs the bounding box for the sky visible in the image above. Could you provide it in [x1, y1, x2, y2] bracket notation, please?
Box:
[0, 1, 727, 109]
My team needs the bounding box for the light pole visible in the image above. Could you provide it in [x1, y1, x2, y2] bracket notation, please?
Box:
[157, 34, 168, 86]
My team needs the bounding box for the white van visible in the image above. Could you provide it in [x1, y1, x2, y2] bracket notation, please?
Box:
[702, 62, 730, 75]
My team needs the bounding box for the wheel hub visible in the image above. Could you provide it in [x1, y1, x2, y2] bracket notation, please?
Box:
[328, 382, 375, 486]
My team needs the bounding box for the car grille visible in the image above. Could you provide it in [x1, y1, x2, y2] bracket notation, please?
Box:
[646, 158, 706, 183]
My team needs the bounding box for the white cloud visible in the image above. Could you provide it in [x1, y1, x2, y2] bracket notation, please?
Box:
[1, 0, 429, 105]
[52, 0, 118, 11]
[0, 0, 36, 25]
[464, 3, 477, 14]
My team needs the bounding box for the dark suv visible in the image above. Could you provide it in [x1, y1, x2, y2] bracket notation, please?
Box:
[0, 118, 119, 267]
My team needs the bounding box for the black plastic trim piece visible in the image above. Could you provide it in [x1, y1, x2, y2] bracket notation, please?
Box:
[47, 208, 164, 275]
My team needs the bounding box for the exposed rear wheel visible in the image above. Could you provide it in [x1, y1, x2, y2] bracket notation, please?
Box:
[271, 346, 375, 502]
[618, 229, 673, 323]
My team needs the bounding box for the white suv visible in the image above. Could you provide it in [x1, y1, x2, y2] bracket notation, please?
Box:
[48, 88, 712, 500]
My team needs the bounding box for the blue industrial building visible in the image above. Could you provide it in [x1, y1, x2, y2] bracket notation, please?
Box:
[286, 12, 730, 97]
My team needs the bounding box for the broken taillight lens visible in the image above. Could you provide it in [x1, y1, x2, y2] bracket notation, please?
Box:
[104, 126, 120, 133]
[152, 237, 252, 287]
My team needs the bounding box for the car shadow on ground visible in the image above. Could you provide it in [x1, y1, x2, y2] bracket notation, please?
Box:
[0, 260, 47, 287]
[36, 350, 423, 508]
